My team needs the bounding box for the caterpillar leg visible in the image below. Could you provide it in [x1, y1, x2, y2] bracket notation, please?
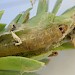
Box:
[11, 31, 22, 46]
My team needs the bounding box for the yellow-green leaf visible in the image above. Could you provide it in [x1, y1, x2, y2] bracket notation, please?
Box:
[0, 56, 45, 73]
[61, 6, 75, 17]
[53, 42, 75, 51]
[0, 71, 38, 75]
[6, 14, 22, 31]
[52, 0, 63, 15]
[0, 10, 4, 19]
[0, 23, 6, 32]
[17, 8, 32, 24]
[37, 0, 48, 15]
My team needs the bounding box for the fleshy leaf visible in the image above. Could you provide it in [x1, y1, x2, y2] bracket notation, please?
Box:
[37, 0, 48, 15]
[52, 0, 63, 15]
[0, 10, 4, 19]
[0, 23, 6, 32]
[53, 42, 75, 51]
[17, 8, 32, 24]
[0, 56, 45, 73]
[61, 6, 75, 17]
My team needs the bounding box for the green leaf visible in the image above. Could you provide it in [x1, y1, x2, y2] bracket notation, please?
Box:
[37, 0, 48, 15]
[9, 13, 22, 25]
[0, 71, 38, 75]
[17, 8, 32, 24]
[0, 23, 6, 32]
[0, 10, 4, 19]
[53, 42, 75, 51]
[61, 6, 75, 17]
[32, 50, 52, 60]
[0, 56, 45, 73]
[6, 8, 32, 31]
[52, 0, 63, 15]
[0, 71, 19, 75]
[6, 13, 22, 31]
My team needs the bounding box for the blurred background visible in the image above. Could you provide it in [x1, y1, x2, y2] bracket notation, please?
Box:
[0, 0, 75, 75]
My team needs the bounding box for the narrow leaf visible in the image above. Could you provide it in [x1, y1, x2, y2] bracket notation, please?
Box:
[6, 14, 22, 31]
[37, 0, 48, 15]
[52, 0, 63, 15]
[6, 8, 31, 31]
[0, 56, 45, 73]
[0, 23, 6, 32]
[17, 8, 32, 24]
[9, 13, 22, 24]
[61, 6, 75, 17]
[53, 42, 75, 51]
[32, 50, 52, 60]
[0, 10, 4, 19]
